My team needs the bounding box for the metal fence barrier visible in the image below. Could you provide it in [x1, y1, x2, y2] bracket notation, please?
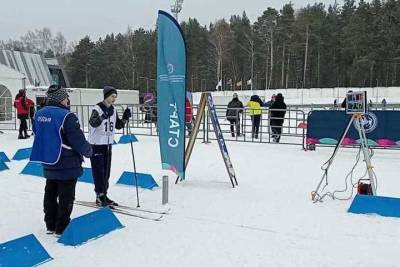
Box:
[0, 103, 307, 148]
[2, 103, 400, 150]
[208, 105, 306, 148]
[0, 95, 14, 130]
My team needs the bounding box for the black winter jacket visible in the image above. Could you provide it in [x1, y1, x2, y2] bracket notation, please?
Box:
[226, 98, 244, 119]
[270, 99, 287, 126]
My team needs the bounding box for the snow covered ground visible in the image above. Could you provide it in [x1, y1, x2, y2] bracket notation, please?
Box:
[0, 130, 399, 267]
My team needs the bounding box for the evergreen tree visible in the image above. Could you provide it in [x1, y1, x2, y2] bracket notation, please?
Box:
[48, 1, 400, 90]
[66, 36, 95, 88]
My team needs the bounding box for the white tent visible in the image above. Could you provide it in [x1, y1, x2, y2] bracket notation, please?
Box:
[0, 64, 25, 122]
[0, 64, 25, 97]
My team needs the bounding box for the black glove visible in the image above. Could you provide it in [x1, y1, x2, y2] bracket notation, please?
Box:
[123, 108, 132, 120]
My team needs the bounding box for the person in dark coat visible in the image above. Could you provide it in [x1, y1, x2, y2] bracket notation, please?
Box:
[269, 93, 287, 143]
[381, 98, 387, 110]
[333, 99, 338, 109]
[226, 93, 244, 137]
[368, 99, 373, 109]
[30, 85, 93, 236]
[341, 90, 353, 108]
[185, 97, 194, 135]
[29, 104, 35, 135]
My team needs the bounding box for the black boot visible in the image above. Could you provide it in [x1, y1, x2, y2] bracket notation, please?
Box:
[18, 134, 25, 139]
[96, 194, 108, 207]
[105, 195, 118, 206]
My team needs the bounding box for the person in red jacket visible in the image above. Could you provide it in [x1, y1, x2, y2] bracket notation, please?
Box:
[185, 97, 193, 135]
[14, 89, 34, 139]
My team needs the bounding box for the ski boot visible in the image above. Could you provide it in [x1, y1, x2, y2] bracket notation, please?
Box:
[105, 195, 119, 206]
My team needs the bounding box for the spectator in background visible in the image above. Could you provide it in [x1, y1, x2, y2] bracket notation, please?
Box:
[14, 89, 23, 100]
[14, 89, 34, 139]
[29, 103, 35, 135]
[369, 99, 373, 109]
[141, 93, 154, 123]
[264, 94, 276, 108]
[247, 95, 263, 139]
[226, 93, 244, 137]
[150, 99, 158, 127]
[341, 90, 353, 108]
[270, 93, 287, 143]
[185, 97, 193, 135]
[381, 98, 387, 110]
[38, 97, 47, 110]
[333, 99, 338, 109]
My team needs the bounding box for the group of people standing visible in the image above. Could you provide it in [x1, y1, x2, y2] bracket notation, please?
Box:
[30, 85, 131, 236]
[226, 93, 287, 142]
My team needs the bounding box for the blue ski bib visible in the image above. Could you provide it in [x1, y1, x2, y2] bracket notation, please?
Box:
[30, 106, 71, 164]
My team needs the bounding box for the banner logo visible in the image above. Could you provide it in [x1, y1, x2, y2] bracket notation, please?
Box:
[167, 63, 175, 74]
[354, 112, 378, 133]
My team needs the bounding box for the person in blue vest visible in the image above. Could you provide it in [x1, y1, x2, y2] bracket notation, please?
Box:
[30, 85, 93, 236]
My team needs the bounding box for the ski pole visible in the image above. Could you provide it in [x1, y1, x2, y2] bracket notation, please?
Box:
[126, 107, 140, 207]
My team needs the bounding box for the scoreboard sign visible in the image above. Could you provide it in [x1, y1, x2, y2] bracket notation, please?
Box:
[346, 91, 367, 114]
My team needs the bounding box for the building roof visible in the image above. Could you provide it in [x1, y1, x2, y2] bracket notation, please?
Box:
[0, 49, 53, 87]
[45, 57, 71, 87]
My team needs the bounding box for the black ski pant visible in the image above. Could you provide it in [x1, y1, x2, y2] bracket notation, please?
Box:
[270, 120, 284, 142]
[44, 179, 77, 234]
[228, 118, 240, 135]
[18, 114, 28, 137]
[90, 144, 112, 196]
[251, 115, 261, 138]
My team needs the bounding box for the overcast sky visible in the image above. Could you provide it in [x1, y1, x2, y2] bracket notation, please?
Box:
[0, 0, 341, 43]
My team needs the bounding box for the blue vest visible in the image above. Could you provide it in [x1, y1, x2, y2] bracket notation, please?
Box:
[30, 106, 71, 164]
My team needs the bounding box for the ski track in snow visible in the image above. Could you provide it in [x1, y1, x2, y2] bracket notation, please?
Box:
[1, 131, 400, 267]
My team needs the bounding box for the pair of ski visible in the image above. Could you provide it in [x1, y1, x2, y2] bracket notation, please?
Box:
[75, 200, 170, 221]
